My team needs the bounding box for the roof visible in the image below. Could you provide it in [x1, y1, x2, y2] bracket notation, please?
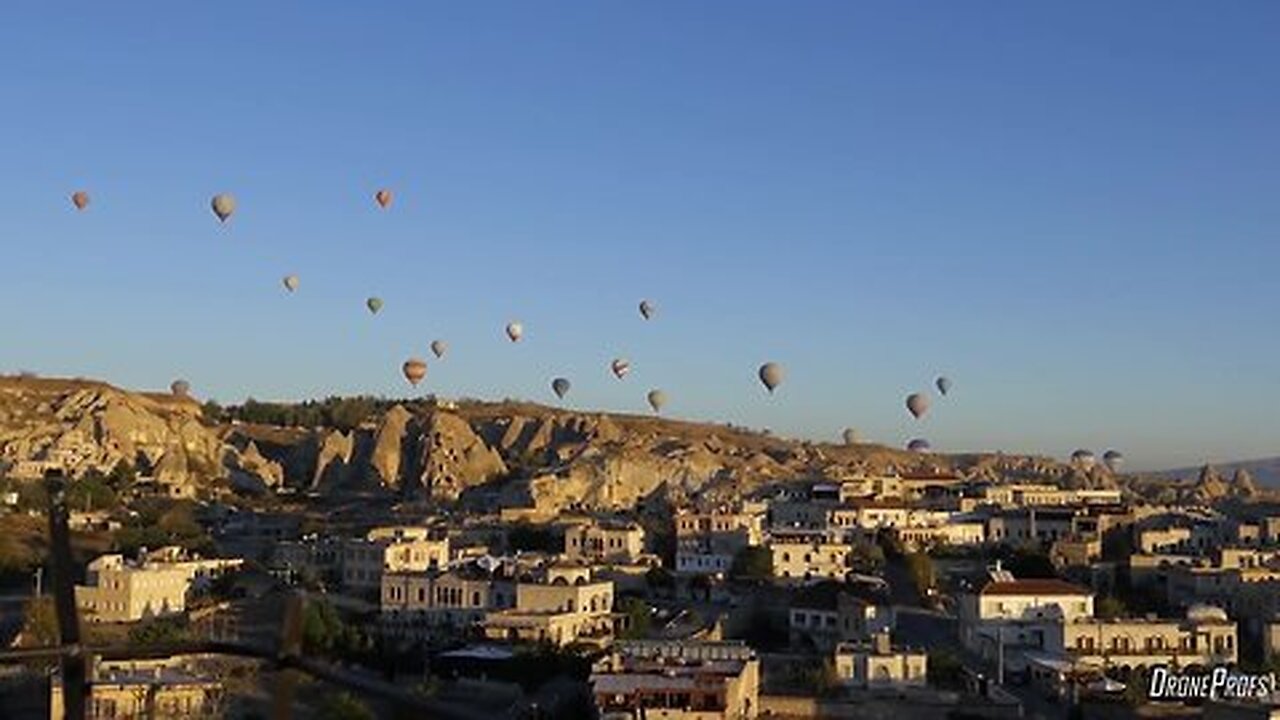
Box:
[980, 579, 1091, 597]
[791, 580, 883, 611]
[438, 645, 515, 661]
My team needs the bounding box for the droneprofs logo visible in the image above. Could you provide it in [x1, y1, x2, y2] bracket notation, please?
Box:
[1148, 666, 1276, 701]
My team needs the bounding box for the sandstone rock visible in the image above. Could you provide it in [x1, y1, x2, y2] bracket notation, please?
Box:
[416, 411, 507, 500]
[371, 405, 413, 488]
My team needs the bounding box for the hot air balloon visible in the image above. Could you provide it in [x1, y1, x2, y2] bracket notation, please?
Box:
[1071, 449, 1097, 470]
[506, 322, 523, 342]
[611, 358, 631, 380]
[1103, 450, 1125, 473]
[375, 189, 393, 209]
[907, 438, 932, 453]
[758, 363, 784, 393]
[552, 378, 571, 399]
[647, 389, 667, 413]
[639, 300, 655, 320]
[906, 393, 930, 419]
[842, 428, 859, 446]
[170, 379, 190, 397]
[403, 358, 427, 386]
[431, 340, 447, 359]
[936, 376, 953, 396]
[283, 275, 299, 293]
[366, 297, 383, 315]
[71, 191, 89, 211]
[211, 193, 236, 223]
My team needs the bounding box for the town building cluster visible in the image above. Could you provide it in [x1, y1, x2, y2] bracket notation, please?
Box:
[36, 466, 1280, 718]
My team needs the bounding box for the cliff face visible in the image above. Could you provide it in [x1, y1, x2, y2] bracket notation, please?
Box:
[6, 376, 1217, 512]
[414, 410, 507, 499]
[0, 377, 230, 493]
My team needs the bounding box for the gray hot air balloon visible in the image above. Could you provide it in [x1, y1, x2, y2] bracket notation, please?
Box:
[283, 275, 299, 293]
[1103, 450, 1125, 473]
[1071, 449, 1097, 470]
[907, 438, 932, 453]
[611, 358, 630, 379]
[906, 393, 930, 419]
[403, 358, 427, 386]
[758, 363, 784, 393]
[936, 376, 952, 396]
[639, 300, 655, 320]
[170, 379, 191, 397]
[366, 297, 383, 315]
[842, 428, 859, 446]
[647, 389, 667, 413]
[552, 377, 571, 399]
[506, 322, 523, 342]
[431, 340, 447, 359]
[211, 193, 236, 223]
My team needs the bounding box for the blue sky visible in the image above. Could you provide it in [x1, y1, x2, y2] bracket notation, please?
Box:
[1, 2, 1277, 470]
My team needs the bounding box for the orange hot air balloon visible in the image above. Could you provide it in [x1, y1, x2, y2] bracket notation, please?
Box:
[375, 189, 393, 209]
[71, 191, 90, 210]
[403, 358, 427, 386]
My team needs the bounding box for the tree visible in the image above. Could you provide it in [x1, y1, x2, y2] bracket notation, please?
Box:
[927, 648, 966, 690]
[302, 601, 346, 655]
[200, 400, 225, 424]
[508, 523, 560, 553]
[128, 617, 189, 646]
[1096, 595, 1127, 620]
[644, 566, 675, 594]
[19, 597, 59, 647]
[904, 552, 936, 596]
[107, 459, 137, 490]
[729, 547, 773, 581]
[317, 692, 375, 720]
[689, 574, 713, 601]
[1004, 547, 1056, 579]
[66, 473, 117, 512]
[619, 597, 652, 639]
[849, 539, 886, 571]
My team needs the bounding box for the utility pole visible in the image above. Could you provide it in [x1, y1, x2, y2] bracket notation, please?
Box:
[46, 472, 86, 720]
[996, 625, 1004, 686]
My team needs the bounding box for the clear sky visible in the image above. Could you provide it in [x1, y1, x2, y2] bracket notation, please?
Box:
[1, 2, 1277, 471]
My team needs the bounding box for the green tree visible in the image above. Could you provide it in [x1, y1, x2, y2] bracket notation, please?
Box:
[507, 523, 560, 553]
[729, 546, 773, 581]
[796, 659, 843, 697]
[20, 597, 59, 647]
[317, 692, 375, 720]
[904, 552, 936, 596]
[66, 473, 117, 512]
[1096, 595, 1127, 620]
[927, 648, 966, 689]
[107, 459, 137, 490]
[849, 539, 886, 571]
[1004, 547, 1056, 579]
[645, 566, 675, 594]
[619, 597, 652, 639]
[128, 617, 189, 646]
[302, 601, 345, 654]
[200, 400, 225, 424]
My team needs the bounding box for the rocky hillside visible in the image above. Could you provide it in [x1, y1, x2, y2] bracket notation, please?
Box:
[1153, 458, 1280, 490]
[0, 375, 1186, 512]
[228, 397, 1129, 511]
[0, 375, 278, 494]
